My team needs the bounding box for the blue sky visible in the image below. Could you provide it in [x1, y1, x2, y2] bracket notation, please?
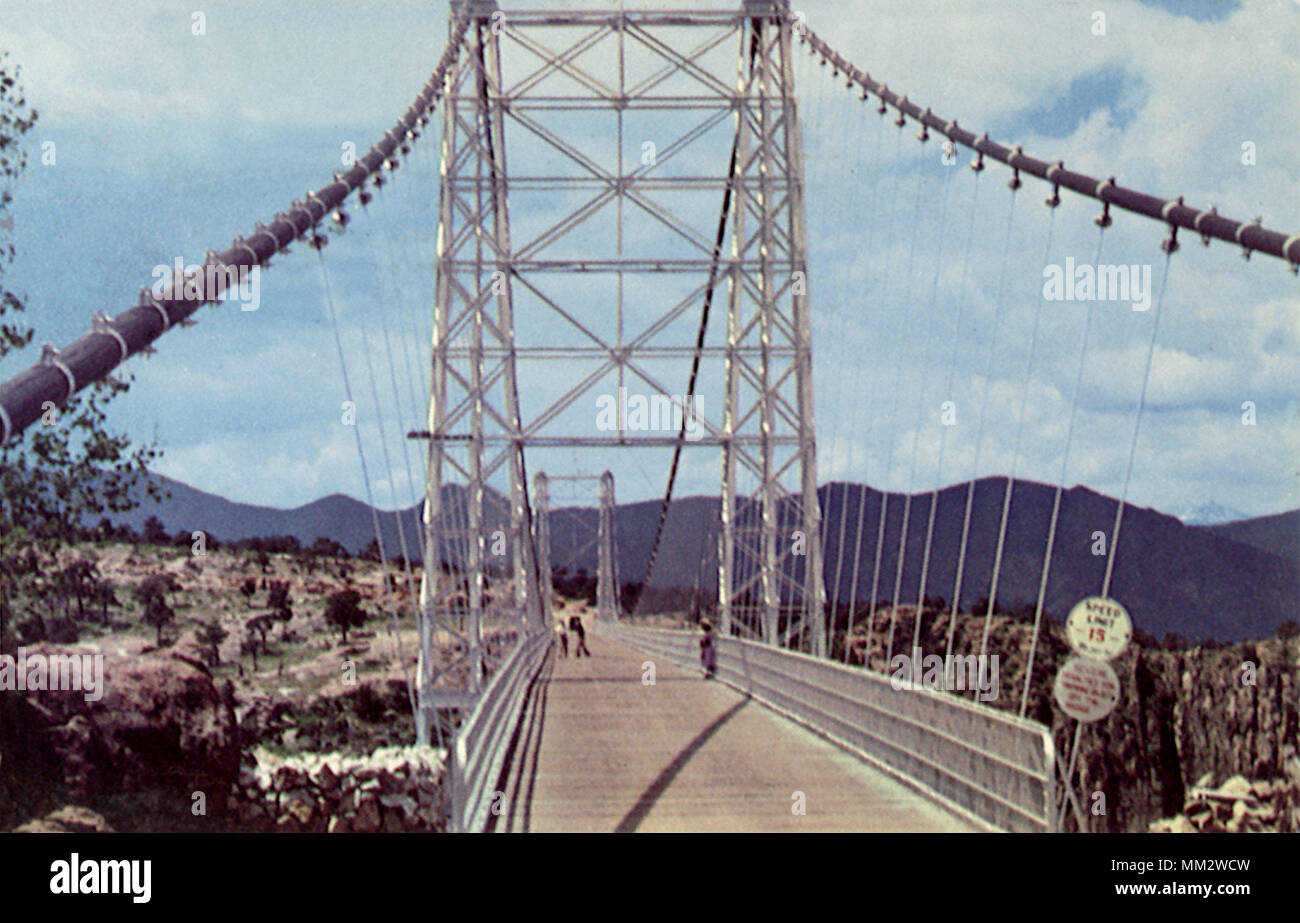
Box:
[2, 0, 1297, 520]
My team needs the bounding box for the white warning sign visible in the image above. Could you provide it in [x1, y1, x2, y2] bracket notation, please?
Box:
[1053, 656, 1121, 723]
[1066, 596, 1132, 661]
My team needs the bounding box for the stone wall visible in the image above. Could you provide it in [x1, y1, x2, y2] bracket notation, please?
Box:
[230, 746, 447, 832]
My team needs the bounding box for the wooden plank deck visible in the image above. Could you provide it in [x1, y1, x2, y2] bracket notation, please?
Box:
[496, 625, 977, 833]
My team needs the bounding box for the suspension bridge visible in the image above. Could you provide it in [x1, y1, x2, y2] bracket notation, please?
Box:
[2, 0, 1296, 833]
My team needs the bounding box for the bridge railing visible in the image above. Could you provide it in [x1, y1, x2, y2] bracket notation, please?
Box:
[598, 621, 1057, 833]
[447, 629, 552, 833]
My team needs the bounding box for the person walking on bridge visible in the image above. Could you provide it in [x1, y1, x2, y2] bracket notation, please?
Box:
[699, 620, 717, 679]
[554, 619, 569, 657]
[569, 612, 591, 658]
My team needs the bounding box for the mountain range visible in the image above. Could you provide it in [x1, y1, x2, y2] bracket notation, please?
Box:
[106, 473, 1299, 643]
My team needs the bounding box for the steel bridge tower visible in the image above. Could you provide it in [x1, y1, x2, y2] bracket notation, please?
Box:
[417, 0, 823, 745]
[531, 470, 620, 627]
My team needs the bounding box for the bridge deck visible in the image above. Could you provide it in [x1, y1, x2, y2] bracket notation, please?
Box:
[497, 629, 977, 832]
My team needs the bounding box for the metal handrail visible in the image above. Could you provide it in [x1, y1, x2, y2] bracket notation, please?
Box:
[600, 622, 1057, 833]
[448, 629, 553, 832]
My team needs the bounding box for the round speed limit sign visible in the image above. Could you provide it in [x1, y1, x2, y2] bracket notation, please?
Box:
[1066, 596, 1132, 661]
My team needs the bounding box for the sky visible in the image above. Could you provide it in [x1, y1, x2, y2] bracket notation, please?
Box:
[2, 0, 1298, 521]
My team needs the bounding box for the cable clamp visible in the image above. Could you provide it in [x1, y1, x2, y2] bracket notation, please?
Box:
[231, 235, 261, 267]
[287, 201, 317, 236]
[138, 287, 171, 330]
[893, 95, 907, 128]
[1283, 233, 1300, 274]
[1094, 177, 1116, 228]
[90, 312, 130, 363]
[1235, 215, 1262, 259]
[305, 189, 329, 220]
[971, 133, 987, 172]
[1044, 162, 1064, 206]
[1161, 197, 1185, 254]
[915, 108, 931, 142]
[273, 215, 299, 248]
[249, 222, 279, 252]
[1193, 206, 1217, 246]
[39, 342, 77, 401]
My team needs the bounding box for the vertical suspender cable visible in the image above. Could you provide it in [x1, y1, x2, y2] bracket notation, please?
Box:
[870, 147, 926, 668]
[1018, 229, 1106, 716]
[944, 191, 1017, 661]
[1102, 254, 1174, 597]
[826, 75, 885, 658]
[315, 250, 420, 734]
[847, 126, 904, 667]
[891, 162, 954, 660]
[913, 172, 980, 659]
[975, 210, 1056, 683]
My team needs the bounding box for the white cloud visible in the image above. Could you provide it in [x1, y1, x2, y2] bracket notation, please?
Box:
[3, 0, 1296, 520]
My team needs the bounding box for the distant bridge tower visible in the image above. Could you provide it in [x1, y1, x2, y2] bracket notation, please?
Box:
[417, 0, 824, 744]
[530, 471, 617, 624]
[597, 470, 618, 622]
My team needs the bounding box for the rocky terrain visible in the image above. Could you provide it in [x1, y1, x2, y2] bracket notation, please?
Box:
[2, 646, 239, 832]
[1149, 769, 1300, 833]
[0, 541, 509, 832]
[838, 605, 1299, 832]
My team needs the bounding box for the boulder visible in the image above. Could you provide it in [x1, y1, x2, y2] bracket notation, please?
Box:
[3, 645, 240, 825]
[47, 805, 115, 833]
[13, 806, 114, 833]
[1216, 775, 1253, 801]
[13, 818, 69, 833]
